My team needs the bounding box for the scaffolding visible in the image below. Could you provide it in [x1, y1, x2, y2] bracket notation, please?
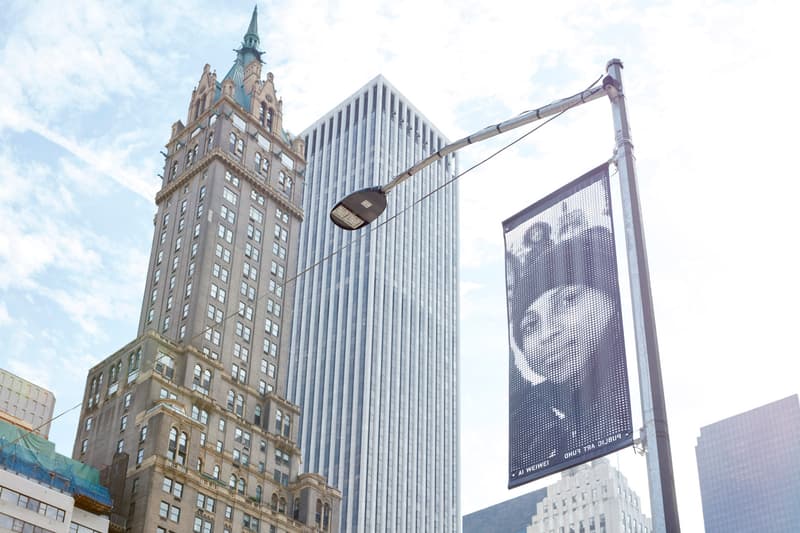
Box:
[0, 420, 112, 512]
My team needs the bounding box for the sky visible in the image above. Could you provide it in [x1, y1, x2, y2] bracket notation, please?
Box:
[1, 0, 798, 531]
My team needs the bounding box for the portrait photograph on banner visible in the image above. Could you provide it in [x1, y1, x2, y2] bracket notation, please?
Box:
[504, 163, 634, 488]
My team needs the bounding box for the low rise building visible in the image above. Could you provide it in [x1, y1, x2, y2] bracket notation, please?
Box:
[0, 369, 56, 438]
[526, 459, 651, 533]
[0, 419, 111, 533]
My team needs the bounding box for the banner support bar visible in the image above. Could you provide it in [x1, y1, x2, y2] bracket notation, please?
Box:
[606, 58, 681, 533]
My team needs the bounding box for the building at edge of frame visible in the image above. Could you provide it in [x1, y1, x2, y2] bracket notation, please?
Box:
[696, 394, 800, 533]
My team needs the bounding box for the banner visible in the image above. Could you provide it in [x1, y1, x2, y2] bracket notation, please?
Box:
[505, 163, 633, 488]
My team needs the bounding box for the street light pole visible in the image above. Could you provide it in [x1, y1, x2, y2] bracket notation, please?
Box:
[605, 58, 681, 533]
[329, 59, 680, 532]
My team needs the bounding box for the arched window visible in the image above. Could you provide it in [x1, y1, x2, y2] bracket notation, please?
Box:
[315, 499, 322, 524]
[323, 503, 331, 530]
[227, 390, 235, 411]
[155, 352, 174, 380]
[193, 367, 211, 394]
[278, 497, 286, 514]
[229, 474, 237, 490]
[255, 485, 262, 503]
[213, 464, 220, 479]
[266, 109, 274, 132]
[191, 405, 208, 424]
[270, 493, 278, 511]
[259, 102, 267, 128]
[229, 133, 236, 152]
[293, 498, 300, 520]
[237, 477, 245, 495]
[207, 131, 214, 151]
[167, 427, 178, 461]
[254, 152, 261, 172]
[275, 409, 282, 433]
[177, 432, 188, 465]
[235, 394, 244, 417]
[283, 415, 291, 438]
[254, 405, 262, 426]
[194, 96, 206, 121]
[128, 348, 141, 372]
[88, 376, 100, 407]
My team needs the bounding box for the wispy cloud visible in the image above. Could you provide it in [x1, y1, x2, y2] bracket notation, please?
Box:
[0, 302, 11, 326]
[0, 149, 147, 332]
[0, 1, 207, 200]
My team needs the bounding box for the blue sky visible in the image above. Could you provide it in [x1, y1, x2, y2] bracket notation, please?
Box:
[2, 0, 799, 531]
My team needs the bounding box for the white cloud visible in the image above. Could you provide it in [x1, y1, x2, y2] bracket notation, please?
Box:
[0, 302, 11, 326]
[0, 149, 148, 334]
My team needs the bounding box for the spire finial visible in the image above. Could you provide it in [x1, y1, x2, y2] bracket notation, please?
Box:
[243, 5, 259, 49]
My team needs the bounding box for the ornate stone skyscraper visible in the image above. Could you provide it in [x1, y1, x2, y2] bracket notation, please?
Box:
[72, 9, 340, 533]
[288, 77, 460, 532]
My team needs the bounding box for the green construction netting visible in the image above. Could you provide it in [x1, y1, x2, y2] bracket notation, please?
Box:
[0, 420, 111, 508]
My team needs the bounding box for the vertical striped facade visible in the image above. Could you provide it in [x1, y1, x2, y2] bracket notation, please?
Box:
[288, 75, 460, 533]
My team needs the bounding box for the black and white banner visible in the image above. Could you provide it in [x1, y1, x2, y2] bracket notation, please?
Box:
[505, 164, 633, 488]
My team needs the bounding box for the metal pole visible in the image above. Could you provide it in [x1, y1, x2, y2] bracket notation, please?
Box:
[605, 59, 680, 532]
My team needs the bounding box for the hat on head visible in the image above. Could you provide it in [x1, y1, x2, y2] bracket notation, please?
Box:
[523, 221, 552, 246]
[512, 225, 619, 348]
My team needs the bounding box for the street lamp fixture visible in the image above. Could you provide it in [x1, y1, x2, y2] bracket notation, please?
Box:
[329, 76, 614, 230]
[329, 186, 387, 230]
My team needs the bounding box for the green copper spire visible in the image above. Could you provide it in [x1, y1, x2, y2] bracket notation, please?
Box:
[243, 5, 260, 51]
[219, 6, 265, 111]
[234, 5, 263, 67]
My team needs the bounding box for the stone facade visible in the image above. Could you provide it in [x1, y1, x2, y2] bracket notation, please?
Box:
[526, 459, 651, 533]
[72, 8, 340, 533]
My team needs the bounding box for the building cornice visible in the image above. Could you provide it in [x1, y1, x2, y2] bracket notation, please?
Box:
[154, 148, 303, 221]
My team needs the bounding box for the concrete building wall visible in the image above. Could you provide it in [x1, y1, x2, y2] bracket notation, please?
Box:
[526, 460, 651, 533]
[0, 468, 109, 533]
[0, 368, 56, 438]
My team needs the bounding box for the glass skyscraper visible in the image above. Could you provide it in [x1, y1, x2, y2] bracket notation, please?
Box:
[695, 395, 800, 532]
[287, 76, 460, 532]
